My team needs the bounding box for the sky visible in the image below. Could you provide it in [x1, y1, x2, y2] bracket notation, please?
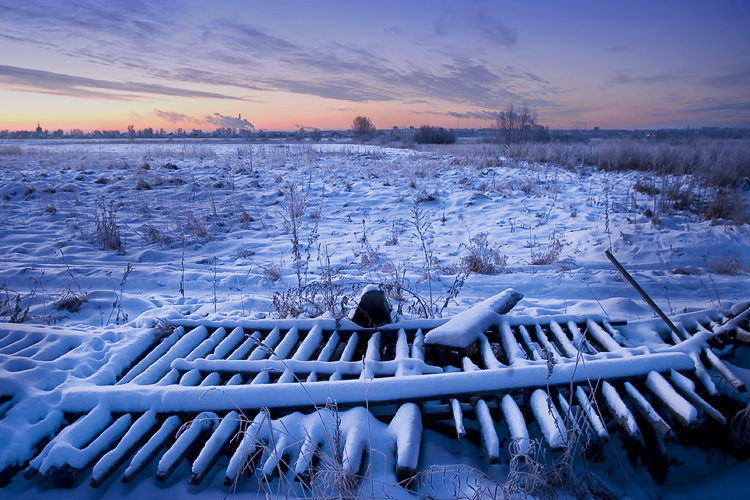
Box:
[0, 0, 748, 132]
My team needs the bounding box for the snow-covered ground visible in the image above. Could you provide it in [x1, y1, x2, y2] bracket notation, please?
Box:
[1, 139, 749, 499]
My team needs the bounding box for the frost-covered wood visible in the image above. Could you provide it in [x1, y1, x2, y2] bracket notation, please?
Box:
[91, 410, 158, 487]
[623, 382, 672, 438]
[530, 389, 567, 449]
[123, 415, 182, 483]
[190, 411, 240, 485]
[156, 411, 219, 481]
[645, 371, 700, 429]
[601, 382, 640, 440]
[424, 289, 523, 348]
[501, 394, 529, 455]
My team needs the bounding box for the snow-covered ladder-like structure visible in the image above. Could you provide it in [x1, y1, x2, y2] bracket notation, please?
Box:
[1, 292, 749, 491]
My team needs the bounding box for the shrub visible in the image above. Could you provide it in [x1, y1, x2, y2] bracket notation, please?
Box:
[414, 125, 457, 145]
[94, 200, 124, 252]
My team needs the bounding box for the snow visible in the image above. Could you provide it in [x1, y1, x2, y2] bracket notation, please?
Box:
[423, 289, 523, 348]
[530, 389, 567, 449]
[1, 140, 749, 498]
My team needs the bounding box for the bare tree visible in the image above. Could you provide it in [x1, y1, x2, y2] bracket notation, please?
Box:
[492, 102, 537, 145]
[351, 115, 375, 139]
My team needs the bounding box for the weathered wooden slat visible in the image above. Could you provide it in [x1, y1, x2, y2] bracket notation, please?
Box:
[225, 412, 267, 485]
[91, 411, 158, 487]
[156, 411, 219, 482]
[623, 382, 672, 439]
[669, 371, 726, 425]
[117, 328, 181, 384]
[499, 319, 525, 363]
[208, 327, 243, 360]
[501, 394, 529, 455]
[479, 333, 502, 369]
[190, 411, 240, 485]
[575, 386, 609, 439]
[530, 389, 567, 450]
[269, 326, 299, 360]
[227, 331, 260, 360]
[601, 381, 641, 440]
[391, 403, 422, 479]
[586, 319, 626, 354]
[549, 320, 578, 358]
[249, 327, 280, 360]
[516, 324, 541, 361]
[463, 357, 500, 463]
[450, 398, 465, 439]
[645, 371, 701, 429]
[122, 416, 182, 483]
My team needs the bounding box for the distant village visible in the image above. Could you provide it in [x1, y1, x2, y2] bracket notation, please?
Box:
[2, 122, 749, 143]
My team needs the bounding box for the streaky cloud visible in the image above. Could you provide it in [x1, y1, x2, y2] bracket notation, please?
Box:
[0, 65, 242, 101]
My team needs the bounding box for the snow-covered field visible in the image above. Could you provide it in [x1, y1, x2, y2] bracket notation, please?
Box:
[1, 139, 749, 499]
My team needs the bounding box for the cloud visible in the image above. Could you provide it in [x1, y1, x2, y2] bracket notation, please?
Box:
[704, 68, 750, 89]
[204, 113, 254, 130]
[153, 109, 192, 123]
[605, 71, 688, 87]
[0, 65, 244, 101]
[469, 9, 518, 47]
[0, 4, 552, 111]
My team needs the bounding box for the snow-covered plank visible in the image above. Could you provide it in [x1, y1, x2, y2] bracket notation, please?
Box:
[586, 319, 626, 354]
[122, 415, 182, 483]
[248, 327, 280, 360]
[548, 321, 578, 358]
[575, 386, 608, 439]
[269, 326, 299, 360]
[534, 324, 562, 362]
[669, 370, 726, 425]
[208, 327, 244, 360]
[601, 381, 640, 440]
[227, 331, 261, 360]
[190, 411, 240, 485]
[61, 352, 697, 413]
[225, 412, 267, 485]
[567, 321, 596, 354]
[517, 325, 541, 361]
[499, 319, 526, 363]
[530, 389, 567, 450]
[411, 330, 425, 361]
[91, 410, 158, 487]
[131, 326, 205, 384]
[479, 333, 502, 369]
[395, 328, 410, 360]
[645, 371, 700, 429]
[623, 382, 672, 438]
[423, 289, 522, 349]
[117, 328, 181, 384]
[703, 348, 746, 393]
[450, 398, 465, 439]
[291, 324, 323, 361]
[29, 404, 113, 475]
[389, 403, 422, 478]
[501, 394, 529, 455]
[475, 399, 500, 463]
[156, 411, 219, 482]
[315, 330, 339, 362]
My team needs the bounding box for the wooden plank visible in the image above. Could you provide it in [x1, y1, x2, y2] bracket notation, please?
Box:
[91, 411, 158, 487]
[122, 416, 181, 483]
[623, 382, 672, 439]
[190, 411, 241, 485]
[156, 411, 219, 482]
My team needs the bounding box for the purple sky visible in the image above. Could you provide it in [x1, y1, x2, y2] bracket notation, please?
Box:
[1, 0, 748, 131]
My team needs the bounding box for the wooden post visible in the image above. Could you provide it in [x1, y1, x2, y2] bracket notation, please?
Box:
[605, 250, 685, 341]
